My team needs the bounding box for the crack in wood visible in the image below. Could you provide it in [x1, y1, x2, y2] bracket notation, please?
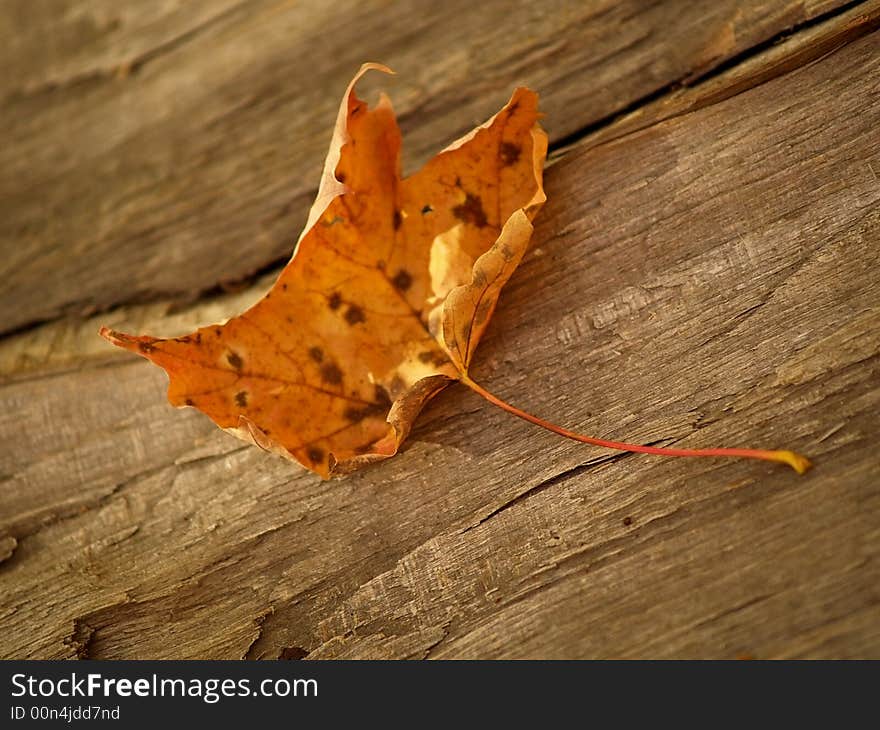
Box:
[691, 593, 775, 630]
[459, 449, 644, 534]
[242, 606, 275, 660]
[550, 0, 880, 160]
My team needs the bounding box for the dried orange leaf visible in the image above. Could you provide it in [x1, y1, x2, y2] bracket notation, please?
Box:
[101, 64, 547, 477]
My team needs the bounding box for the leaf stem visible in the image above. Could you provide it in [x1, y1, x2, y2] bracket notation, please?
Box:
[460, 375, 811, 474]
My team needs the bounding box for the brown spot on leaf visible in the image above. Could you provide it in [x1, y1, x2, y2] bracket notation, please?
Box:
[452, 192, 488, 228]
[308, 346, 324, 363]
[226, 351, 244, 370]
[345, 304, 366, 325]
[214, 327, 222, 336]
[500, 142, 521, 166]
[391, 269, 412, 292]
[194, 333, 202, 344]
[235, 391, 248, 407]
[321, 363, 343, 385]
[185, 398, 194, 406]
[138, 341, 155, 353]
[307, 447, 325, 464]
[623, 516, 634, 527]
[393, 209, 402, 230]
[328, 292, 342, 310]
[374, 384, 393, 407]
[418, 350, 447, 366]
[345, 400, 389, 422]
[421, 204, 433, 214]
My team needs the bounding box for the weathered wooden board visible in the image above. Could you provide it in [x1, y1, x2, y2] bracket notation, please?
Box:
[0, 0, 852, 335]
[1, 1, 877, 659]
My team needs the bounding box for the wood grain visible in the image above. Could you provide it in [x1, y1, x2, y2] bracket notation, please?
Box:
[0, 2, 877, 659]
[0, 0, 851, 335]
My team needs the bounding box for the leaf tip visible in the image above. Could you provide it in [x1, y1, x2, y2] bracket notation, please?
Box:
[99, 326, 131, 349]
[356, 61, 395, 78]
[98, 326, 162, 358]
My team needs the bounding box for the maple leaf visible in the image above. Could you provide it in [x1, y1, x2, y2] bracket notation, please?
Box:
[101, 64, 810, 478]
[101, 63, 546, 477]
